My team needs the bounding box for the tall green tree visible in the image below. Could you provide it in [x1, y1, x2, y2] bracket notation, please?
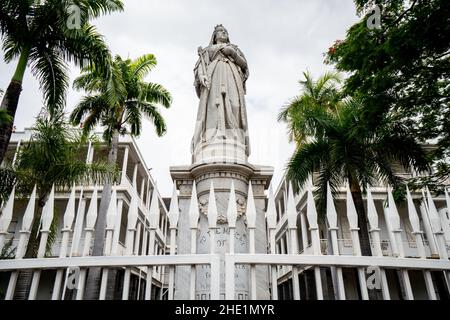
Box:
[278, 71, 342, 145]
[326, 0, 450, 189]
[70, 53, 172, 299]
[10, 108, 117, 298]
[279, 73, 430, 257]
[0, 89, 11, 126]
[0, 0, 124, 164]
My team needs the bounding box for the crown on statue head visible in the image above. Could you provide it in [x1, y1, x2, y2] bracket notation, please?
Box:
[214, 24, 225, 31]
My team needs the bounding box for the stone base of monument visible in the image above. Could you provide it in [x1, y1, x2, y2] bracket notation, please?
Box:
[192, 138, 247, 165]
[170, 162, 273, 300]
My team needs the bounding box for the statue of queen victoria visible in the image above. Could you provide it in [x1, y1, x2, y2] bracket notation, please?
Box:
[191, 25, 250, 163]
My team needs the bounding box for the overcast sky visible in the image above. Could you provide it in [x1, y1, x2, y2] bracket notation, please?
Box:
[0, 0, 360, 196]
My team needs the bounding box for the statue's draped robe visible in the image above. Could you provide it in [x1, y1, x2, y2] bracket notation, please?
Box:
[191, 43, 250, 157]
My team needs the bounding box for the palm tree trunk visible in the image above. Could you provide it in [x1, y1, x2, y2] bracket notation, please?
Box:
[84, 130, 120, 300]
[0, 47, 30, 164]
[349, 182, 372, 257]
[14, 197, 46, 300]
[350, 181, 382, 300]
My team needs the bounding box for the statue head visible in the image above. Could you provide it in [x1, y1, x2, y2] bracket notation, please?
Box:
[210, 24, 230, 45]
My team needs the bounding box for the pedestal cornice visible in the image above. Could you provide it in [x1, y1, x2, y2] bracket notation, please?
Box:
[170, 162, 274, 190]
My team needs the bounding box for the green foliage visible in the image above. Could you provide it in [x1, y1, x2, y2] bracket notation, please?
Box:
[278, 71, 343, 144]
[45, 211, 59, 257]
[70, 54, 172, 145]
[0, 109, 12, 125]
[0, 0, 124, 116]
[0, 167, 16, 206]
[14, 110, 119, 198]
[326, 0, 450, 183]
[10, 108, 119, 258]
[0, 238, 16, 259]
[0, 88, 12, 126]
[279, 72, 430, 217]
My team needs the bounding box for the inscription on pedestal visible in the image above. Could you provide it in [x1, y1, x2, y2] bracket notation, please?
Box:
[196, 216, 249, 299]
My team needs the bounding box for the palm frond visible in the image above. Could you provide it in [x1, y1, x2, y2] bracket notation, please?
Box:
[2, 33, 22, 63]
[80, 0, 124, 18]
[124, 101, 142, 136]
[140, 82, 172, 108]
[30, 46, 69, 115]
[287, 140, 331, 191]
[104, 60, 126, 107]
[73, 66, 104, 92]
[71, 53, 172, 143]
[70, 94, 107, 133]
[131, 54, 157, 80]
[15, 111, 118, 194]
[137, 102, 167, 136]
[60, 24, 112, 76]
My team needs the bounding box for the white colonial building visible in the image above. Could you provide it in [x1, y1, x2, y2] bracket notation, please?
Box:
[272, 174, 450, 300]
[0, 128, 449, 300]
[0, 130, 171, 300]
[0, 25, 449, 299]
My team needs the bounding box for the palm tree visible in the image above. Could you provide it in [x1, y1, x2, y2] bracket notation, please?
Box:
[0, 0, 124, 164]
[70, 53, 172, 299]
[278, 71, 342, 145]
[10, 108, 118, 298]
[279, 92, 430, 257]
[0, 89, 11, 126]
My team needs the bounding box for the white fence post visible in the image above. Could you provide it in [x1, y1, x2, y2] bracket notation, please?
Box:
[246, 181, 257, 300]
[225, 181, 238, 300]
[444, 189, 450, 242]
[326, 182, 346, 300]
[188, 182, 200, 300]
[426, 188, 449, 260]
[419, 191, 439, 256]
[146, 189, 160, 300]
[120, 147, 129, 185]
[406, 187, 436, 300]
[366, 186, 390, 300]
[12, 189, 33, 288]
[227, 180, 238, 255]
[306, 182, 323, 300]
[287, 182, 300, 300]
[28, 185, 54, 300]
[167, 183, 180, 300]
[345, 184, 369, 300]
[122, 179, 139, 300]
[70, 188, 85, 257]
[210, 255, 220, 300]
[99, 185, 117, 300]
[266, 184, 278, 300]
[208, 182, 218, 255]
[425, 188, 450, 291]
[0, 186, 15, 250]
[77, 186, 98, 300]
[51, 186, 76, 300]
[387, 186, 413, 300]
[62, 187, 85, 299]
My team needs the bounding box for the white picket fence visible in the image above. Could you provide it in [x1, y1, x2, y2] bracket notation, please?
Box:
[0, 178, 449, 300]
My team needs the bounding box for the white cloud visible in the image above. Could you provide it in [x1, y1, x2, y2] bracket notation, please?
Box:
[0, 0, 359, 196]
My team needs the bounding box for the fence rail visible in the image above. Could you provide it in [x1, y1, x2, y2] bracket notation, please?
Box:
[0, 178, 449, 300]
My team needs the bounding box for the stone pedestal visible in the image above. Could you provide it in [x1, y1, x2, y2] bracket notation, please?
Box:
[192, 137, 247, 165]
[170, 162, 273, 300]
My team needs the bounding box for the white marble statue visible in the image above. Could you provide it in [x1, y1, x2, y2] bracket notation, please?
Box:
[191, 25, 251, 160]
